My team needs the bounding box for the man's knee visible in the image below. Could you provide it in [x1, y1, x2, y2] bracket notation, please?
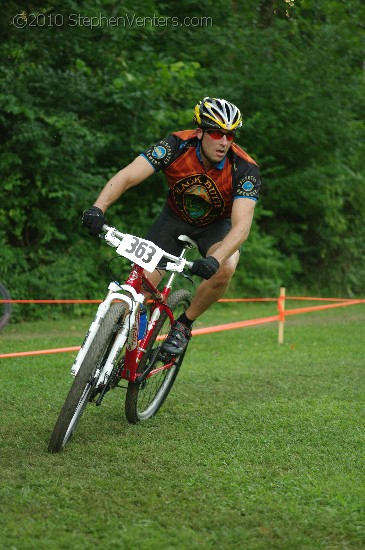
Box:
[215, 261, 236, 285]
[204, 248, 239, 286]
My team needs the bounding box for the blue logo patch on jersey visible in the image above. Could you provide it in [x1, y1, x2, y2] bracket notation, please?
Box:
[242, 181, 254, 192]
[152, 146, 167, 159]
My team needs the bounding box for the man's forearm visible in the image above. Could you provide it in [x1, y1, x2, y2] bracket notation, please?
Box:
[93, 170, 128, 213]
[93, 156, 155, 213]
[211, 198, 256, 264]
[212, 223, 251, 264]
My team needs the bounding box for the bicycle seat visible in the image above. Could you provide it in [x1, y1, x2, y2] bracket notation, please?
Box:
[178, 235, 197, 250]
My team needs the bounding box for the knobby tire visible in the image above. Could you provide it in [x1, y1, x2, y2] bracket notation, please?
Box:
[48, 303, 126, 453]
[125, 289, 193, 424]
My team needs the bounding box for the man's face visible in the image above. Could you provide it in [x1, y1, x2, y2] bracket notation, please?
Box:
[197, 128, 234, 164]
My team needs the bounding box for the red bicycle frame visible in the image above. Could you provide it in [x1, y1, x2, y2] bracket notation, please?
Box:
[120, 264, 176, 383]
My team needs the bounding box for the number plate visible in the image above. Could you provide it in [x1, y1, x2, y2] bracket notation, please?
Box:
[116, 235, 164, 272]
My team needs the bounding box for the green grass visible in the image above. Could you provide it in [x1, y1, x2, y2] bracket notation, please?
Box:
[0, 302, 364, 549]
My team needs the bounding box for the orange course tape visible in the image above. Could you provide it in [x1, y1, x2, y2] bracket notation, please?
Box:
[0, 298, 277, 303]
[1, 298, 364, 359]
[0, 299, 102, 303]
[0, 315, 281, 359]
[0, 346, 81, 359]
[0, 297, 358, 304]
[285, 299, 363, 316]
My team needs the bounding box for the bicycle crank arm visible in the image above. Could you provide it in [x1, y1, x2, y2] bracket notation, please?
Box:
[136, 347, 176, 384]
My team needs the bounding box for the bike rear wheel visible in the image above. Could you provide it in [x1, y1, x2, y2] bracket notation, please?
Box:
[0, 283, 12, 331]
[48, 303, 126, 452]
[125, 289, 193, 424]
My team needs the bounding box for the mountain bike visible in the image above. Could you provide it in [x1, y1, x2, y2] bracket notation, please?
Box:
[48, 225, 196, 453]
[0, 283, 12, 331]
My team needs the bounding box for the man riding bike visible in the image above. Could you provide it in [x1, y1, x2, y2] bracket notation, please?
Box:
[82, 97, 261, 356]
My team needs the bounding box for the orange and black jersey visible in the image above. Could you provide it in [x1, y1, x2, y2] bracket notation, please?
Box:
[141, 129, 261, 227]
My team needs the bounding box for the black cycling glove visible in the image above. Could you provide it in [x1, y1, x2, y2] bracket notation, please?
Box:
[190, 256, 220, 280]
[82, 206, 106, 237]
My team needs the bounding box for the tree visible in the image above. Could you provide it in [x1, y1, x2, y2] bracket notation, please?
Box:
[1, 0, 364, 321]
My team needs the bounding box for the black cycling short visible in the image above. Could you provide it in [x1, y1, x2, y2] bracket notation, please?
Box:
[145, 203, 232, 259]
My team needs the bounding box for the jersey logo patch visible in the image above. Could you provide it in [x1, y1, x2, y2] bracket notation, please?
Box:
[242, 181, 254, 192]
[144, 140, 172, 169]
[152, 146, 167, 159]
[172, 174, 225, 226]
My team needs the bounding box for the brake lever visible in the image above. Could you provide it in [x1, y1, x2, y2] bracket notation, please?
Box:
[180, 271, 195, 286]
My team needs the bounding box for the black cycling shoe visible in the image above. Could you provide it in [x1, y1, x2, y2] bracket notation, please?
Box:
[161, 321, 192, 356]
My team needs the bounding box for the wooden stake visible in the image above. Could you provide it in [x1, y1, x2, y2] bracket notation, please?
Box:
[278, 287, 286, 344]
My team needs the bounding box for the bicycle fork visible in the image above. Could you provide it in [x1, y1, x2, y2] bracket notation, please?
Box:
[71, 282, 143, 384]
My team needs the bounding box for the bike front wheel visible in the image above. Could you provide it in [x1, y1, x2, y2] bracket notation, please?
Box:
[125, 289, 193, 424]
[48, 302, 126, 452]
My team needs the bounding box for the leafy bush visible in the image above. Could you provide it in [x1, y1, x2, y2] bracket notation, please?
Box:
[1, 0, 364, 322]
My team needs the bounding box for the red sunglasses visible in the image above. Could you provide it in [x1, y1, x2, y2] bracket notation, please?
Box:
[205, 129, 236, 142]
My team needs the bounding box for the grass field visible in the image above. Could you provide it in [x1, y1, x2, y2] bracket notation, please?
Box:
[0, 302, 364, 549]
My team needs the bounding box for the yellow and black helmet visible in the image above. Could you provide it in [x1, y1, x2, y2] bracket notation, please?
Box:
[193, 97, 242, 130]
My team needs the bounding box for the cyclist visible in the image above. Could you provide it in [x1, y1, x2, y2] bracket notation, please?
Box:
[82, 97, 261, 356]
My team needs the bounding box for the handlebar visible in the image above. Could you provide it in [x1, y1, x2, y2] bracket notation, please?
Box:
[101, 225, 193, 273]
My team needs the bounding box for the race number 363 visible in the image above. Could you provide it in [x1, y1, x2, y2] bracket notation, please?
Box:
[116, 235, 164, 272]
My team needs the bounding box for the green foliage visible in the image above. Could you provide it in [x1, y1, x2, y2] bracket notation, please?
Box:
[1, 0, 364, 319]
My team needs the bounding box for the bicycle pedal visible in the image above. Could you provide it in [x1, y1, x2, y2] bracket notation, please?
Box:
[157, 350, 176, 363]
[156, 349, 167, 362]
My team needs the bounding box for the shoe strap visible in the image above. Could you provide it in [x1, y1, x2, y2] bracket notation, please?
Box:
[174, 321, 192, 338]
